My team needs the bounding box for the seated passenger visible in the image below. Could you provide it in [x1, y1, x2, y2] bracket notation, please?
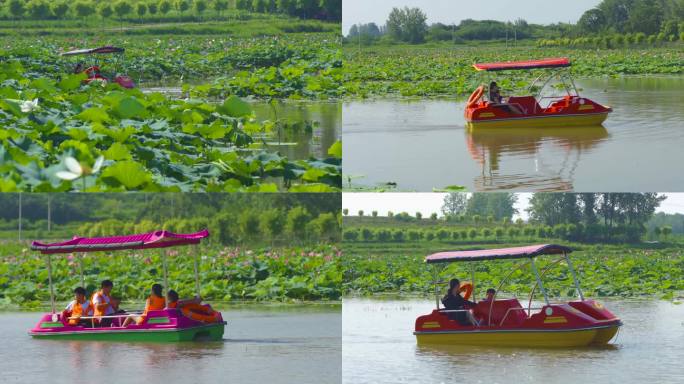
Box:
[489, 81, 524, 115]
[122, 284, 166, 327]
[64, 287, 93, 327]
[91, 280, 115, 327]
[441, 278, 479, 326]
[483, 288, 496, 302]
[167, 290, 220, 323]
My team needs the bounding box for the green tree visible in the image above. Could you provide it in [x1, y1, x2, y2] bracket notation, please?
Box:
[8, 0, 26, 20]
[344, 229, 359, 241]
[371, 211, 378, 217]
[51, 2, 70, 20]
[238, 210, 260, 242]
[114, 1, 133, 27]
[430, 213, 438, 220]
[159, 0, 172, 16]
[386, 6, 428, 43]
[528, 193, 581, 226]
[358, 210, 364, 217]
[297, 0, 319, 19]
[466, 193, 518, 221]
[312, 212, 338, 241]
[27, 0, 52, 19]
[361, 228, 373, 241]
[259, 209, 284, 241]
[148, 2, 158, 17]
[342, 208, 348, 216]
[136, 2, 147, 20]
[578, 7, 606, 33]
[74, 1, 96, 22]
[286, 206, 310, 239]
[441, 193, 468, 218]
[253, 0, 266, 12]
[213, 0, 229, 17]
[194, 0, 207, 17]
[319, 0, 340, 21]
[415, 212, 422, 220]
[176, 0, 190, 15]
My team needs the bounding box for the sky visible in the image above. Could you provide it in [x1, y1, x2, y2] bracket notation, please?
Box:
[342, 193, 684, 220]
[342, 0, 602, 34]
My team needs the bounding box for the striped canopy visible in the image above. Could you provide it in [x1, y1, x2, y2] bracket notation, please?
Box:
[426, 244, 572, 264]
[31, 229, 209, 254]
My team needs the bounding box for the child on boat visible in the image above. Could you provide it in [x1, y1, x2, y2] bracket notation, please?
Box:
[166, 290, 220, 323]
[91, 280, 115, 327]
[122, 283, 166, 327]
[484, 288, 496, 301]
[64, 287, 93, 327]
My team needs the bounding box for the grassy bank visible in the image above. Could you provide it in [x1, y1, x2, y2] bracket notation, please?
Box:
[343, 43, 684, 98]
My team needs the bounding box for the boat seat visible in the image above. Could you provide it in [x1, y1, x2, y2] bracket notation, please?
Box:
[507, 96, 541, 114]
[474, 299, 527, 326]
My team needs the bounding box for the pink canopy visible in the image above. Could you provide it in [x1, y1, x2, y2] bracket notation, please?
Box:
[473, 58, 570, 71]
[426, 244, 572, 264]
[31, 229, 209, 254]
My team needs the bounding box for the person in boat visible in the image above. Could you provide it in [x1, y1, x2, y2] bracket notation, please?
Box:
[167, 289, 220, 323]
[442, 278, 479, 326]
[122, 283, 166, 327]
[91, 280, 115, 327]
[488, 81, 524, 115]
[73, 61, 85, 74]
[484, 288, 496, 301]
[64, 287, 94, 327]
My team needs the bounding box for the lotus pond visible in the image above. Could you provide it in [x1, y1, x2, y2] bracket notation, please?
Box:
[0, 33, 343, 192]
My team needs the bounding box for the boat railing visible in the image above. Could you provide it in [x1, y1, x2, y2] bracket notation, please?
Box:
[67, 312, 144, 320]
[498, 307, 543, 327]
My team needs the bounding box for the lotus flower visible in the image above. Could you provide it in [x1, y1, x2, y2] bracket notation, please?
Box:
[56, 156, 105, 181]
[20, 99, 39, 113]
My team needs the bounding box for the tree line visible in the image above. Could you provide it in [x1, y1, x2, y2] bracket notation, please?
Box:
[343, 193, 669, 243]
[345, 2, 683, 45]
[0, 0, 341, 22]
[0, 193, 341, 245]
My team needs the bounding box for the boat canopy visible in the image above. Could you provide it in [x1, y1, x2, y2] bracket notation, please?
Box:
[473, 58, 570, 71]
[426, 244, 572, 264]
[31, 229, 209, 254]
[61, 46, 125, 56]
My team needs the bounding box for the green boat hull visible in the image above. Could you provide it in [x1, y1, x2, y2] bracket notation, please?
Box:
[30, 322, 225, 342]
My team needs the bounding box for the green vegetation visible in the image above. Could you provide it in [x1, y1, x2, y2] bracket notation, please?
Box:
[0, 242, 341, 309]
[0, 193, 342, 308]
[342, 240, 684, 300]
[343, 45, 684, 97]
[343, 193, 683, 299]
[0, 193, 341, 244]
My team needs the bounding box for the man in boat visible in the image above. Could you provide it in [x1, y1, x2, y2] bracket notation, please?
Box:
[167, 290, 220, 323]
[442, 278, 479, 326]
[64, 287, 94, 327]
[91, 280, 115, 327]
[488, 82, 524, 115]
[122, 283, 166, 327]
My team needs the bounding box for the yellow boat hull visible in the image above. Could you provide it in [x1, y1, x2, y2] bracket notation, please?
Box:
[466, 112, 609, 129]
[415, 325, 620, 348]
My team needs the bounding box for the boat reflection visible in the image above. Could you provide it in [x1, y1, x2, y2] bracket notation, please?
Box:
[465, 125, 609, 191]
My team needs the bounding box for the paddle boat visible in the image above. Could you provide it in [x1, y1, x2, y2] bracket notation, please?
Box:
[28, 229, 226, 342]
[61, 46, 135, 89]
[464, 58, 612, 129]
[414, 244, 622, 347]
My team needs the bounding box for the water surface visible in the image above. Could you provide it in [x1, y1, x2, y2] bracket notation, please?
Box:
[343, 76, 684, 191]
[343, 298, 684, 384]
[0, 305, 341, 384]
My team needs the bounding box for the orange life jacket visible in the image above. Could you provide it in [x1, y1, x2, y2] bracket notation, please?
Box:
[167, 301, 178, 309]
[136, 294, 166, 325]
[91, 290, 111, 320]
[69, 299, 93, 326]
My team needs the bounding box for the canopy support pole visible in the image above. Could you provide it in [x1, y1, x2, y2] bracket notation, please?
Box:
[564, 252, 584, 301]
[530, 258, 549, 306]
[79, 253, 85, 288]
[161, 249, 169, 293]
[193, 244, 201, 298]
[470, 263, 476, 302]
[46, 254, 56, 314]
[432, 266, 440, 310]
